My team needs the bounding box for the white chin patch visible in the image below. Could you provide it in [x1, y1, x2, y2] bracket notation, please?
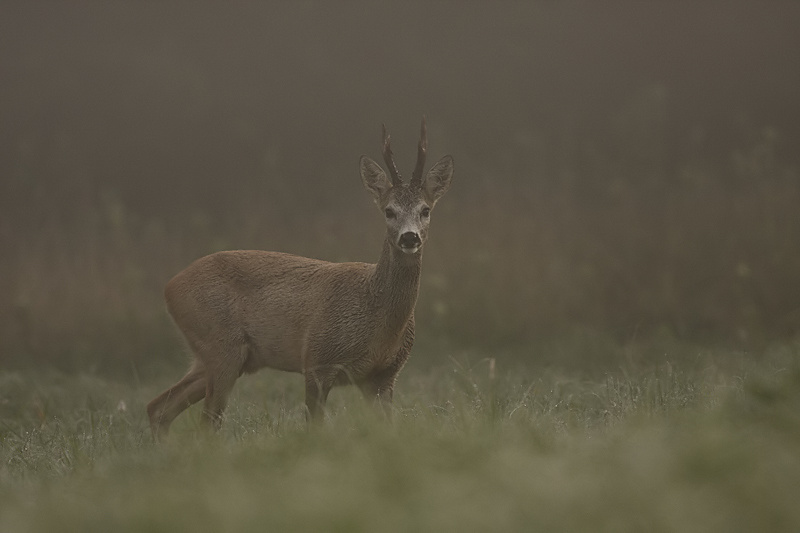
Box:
[399, 245, 420, 255]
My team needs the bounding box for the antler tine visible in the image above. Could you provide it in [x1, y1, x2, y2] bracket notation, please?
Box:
[382, 123, 402, 186]
[410, 115, 428, 186]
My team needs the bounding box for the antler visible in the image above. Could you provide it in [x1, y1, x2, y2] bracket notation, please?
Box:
[382, 124, 402, 186]
[410, 116, 428, 187]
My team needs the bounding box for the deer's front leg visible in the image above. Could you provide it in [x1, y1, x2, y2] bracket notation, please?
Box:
[360, 357, 407, 419]
[359, 379, 394, 419]
[362, 335, 412, 417]
[304, 367, 337, 422]
[359, 376, 394, 402]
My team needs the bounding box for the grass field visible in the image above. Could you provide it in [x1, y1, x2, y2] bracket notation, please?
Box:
[3, 5, 800, 532]
[2, 344, 800, 532]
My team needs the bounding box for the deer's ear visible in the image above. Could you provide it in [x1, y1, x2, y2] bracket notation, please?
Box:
[423, 155, 453, 205]
[360, 156, 392, 202]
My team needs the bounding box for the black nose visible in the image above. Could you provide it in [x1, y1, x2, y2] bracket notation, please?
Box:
[399, 232, 422, 249]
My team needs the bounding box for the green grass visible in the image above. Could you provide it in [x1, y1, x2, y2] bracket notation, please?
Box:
[2, 347, 800, 532]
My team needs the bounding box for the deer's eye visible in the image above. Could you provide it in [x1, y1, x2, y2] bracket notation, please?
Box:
[384, 208, 396, 219]
[421, 207, 431, 218]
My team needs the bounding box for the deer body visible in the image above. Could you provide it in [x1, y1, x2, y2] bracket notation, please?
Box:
[147, 119, 453, 439]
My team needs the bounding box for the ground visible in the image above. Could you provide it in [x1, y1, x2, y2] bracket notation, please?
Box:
[2, 344, 800, 532]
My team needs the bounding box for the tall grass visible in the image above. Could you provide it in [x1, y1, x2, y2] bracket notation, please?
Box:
[2, 346, 800, 532]
[3, 124, 799, 372]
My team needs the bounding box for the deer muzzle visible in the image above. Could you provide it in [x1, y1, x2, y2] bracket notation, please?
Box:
[398, 231, 422, 254]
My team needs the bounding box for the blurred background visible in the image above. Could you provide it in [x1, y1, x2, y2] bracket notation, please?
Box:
[2, 2, 800, 374]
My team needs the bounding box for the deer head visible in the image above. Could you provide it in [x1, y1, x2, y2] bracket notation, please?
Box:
[359, 117, 454, 255]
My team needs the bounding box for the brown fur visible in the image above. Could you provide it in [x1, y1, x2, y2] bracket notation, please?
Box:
[147, 122, 453, 439]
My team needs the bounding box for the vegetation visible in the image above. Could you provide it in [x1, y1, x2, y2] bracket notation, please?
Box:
[2, 343, 800, 532]
[2, 4, 800, 531]
[2, 3, 800, 372]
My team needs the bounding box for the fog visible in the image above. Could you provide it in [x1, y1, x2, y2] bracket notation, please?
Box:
[2, 2, 800, 371]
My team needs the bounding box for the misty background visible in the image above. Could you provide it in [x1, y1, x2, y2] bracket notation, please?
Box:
[2, 2, 800, 374]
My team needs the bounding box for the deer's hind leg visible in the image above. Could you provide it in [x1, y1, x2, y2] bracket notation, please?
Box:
[147, 363, 207, 441]
[200, 341, 250, 430]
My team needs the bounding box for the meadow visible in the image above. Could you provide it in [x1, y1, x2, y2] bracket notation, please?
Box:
[3, 4, 800, 532]
[2, 342, 800, 532]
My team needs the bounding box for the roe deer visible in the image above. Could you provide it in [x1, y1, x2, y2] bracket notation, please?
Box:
[147, 118, 453, 439]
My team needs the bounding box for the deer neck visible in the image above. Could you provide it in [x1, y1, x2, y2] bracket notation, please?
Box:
[370, 236, 422, 329]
